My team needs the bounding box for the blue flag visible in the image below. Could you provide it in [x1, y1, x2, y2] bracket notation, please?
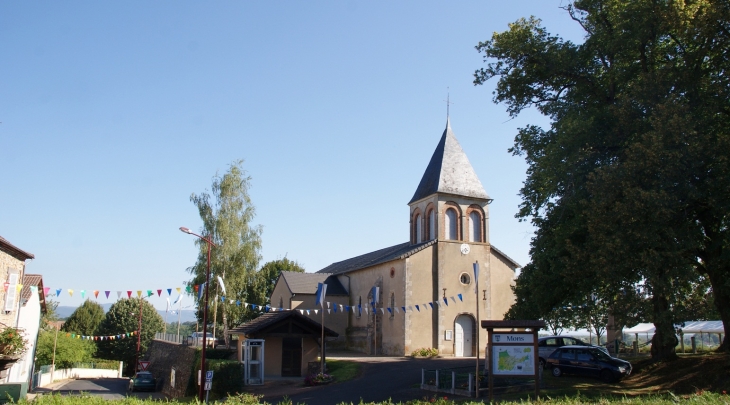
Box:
[315, 282, 327, 308]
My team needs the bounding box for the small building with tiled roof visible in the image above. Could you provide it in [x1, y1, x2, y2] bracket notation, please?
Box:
[230, 310, 337, 377]
[267, 120, 520, 358]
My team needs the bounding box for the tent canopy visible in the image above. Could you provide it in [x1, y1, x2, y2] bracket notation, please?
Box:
[681, 321, 724, 334]
[623, 323, 656, 334]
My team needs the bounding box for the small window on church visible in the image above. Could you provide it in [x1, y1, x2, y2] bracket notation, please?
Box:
[445, 208, 458, 240]
[356, 296, 362, 318]
[415, 214, 422, 243]
[279, 297, 284, 309]
[428, 209, 436, 240]
[469, 211, 482, 242]
[460, 273, 471, 285]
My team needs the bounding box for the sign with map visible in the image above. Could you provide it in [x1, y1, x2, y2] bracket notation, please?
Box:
[492, 346, 535, 375]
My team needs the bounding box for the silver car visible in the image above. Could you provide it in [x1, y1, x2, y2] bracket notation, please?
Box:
[538, 336, 607, 368]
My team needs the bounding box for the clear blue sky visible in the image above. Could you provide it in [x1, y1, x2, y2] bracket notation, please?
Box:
[1, 1, 584, 310]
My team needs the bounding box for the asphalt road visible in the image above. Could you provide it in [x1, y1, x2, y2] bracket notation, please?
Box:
[250, 357, 478, 405]
[37, 378, 166, 400]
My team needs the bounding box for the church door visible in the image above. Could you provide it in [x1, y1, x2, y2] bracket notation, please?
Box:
[281, 337, 302, 376]
[455, 315, 473, 357]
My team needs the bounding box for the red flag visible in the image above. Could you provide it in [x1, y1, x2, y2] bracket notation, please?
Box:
[157, 289, 162, 296]
[93, 290, 99, 299]
[127, 291, 132, 298]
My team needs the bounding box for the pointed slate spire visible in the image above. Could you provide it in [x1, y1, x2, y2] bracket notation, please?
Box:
[409, 119, 490, 203]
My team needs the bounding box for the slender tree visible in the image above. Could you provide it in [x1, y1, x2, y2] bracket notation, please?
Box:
[475, 0, 730, 358]
[188, 160, 263, 344]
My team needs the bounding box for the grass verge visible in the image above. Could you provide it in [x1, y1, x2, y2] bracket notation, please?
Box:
[327, 359, 361, 383]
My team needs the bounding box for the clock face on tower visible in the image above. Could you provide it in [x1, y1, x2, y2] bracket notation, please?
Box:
[460, 243, 470, 255]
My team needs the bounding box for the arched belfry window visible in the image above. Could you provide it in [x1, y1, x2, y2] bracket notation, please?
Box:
[415, 214, 422, 243]
[469, 211, 482, 242]
[428, 209, 436, 240]
[445, 208, 458, 240]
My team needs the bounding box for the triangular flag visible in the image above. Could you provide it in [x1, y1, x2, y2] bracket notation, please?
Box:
[56, 289, 62, 297]
[450, 296, 456, 303]
[157, 289, 162, 297]
[328, 309, 331, 314]
[306, 310, 310, 315]
[137, 291, 142, 298]
[80, 290, 85, 298]
[299, 310, 304, 314]
[402, 306, 406, 312]
[167, 288, 172, 296]
[333, 305, 337, 313]
[16, 284, 23, 292]
[105, 291, 110, 299]
[43, 287, 50, 296]
[415, 305, 420, 312]
[221, 296, 225, 302]
[395, 307, 400, 313]
[380, 308, 385, 314]
[457, 293, 463, 302]
[443, 297, 448, 306]
[68, 289, 74, 297]
[387, 308, 392, 314]
[429, 303, 434, 309]
[116, 291, 122, 299]
[146, 290, 153, 297]
[94, 290, 99, 299]
[236, 300, 241, 306]
[31, 286, 37, 293]
[127, 291, 132, 298]
[314, 309, 319, 315]
[408, 306, 413, 312]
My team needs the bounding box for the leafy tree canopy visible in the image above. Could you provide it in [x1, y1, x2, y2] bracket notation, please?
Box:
[95, 298, 164, 375]
[61, 300, 105, 336]
[476, 0, 730, 359]
[35, 329, 95, 369]
[253, 257, 305, 307]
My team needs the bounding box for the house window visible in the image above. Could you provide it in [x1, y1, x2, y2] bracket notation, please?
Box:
[356, 296, 362, 318]
[445, 208, 458, 240]
[389, 293, 395, 319]
[459, 273, 471, 285]
[415, 214, 422, 243]
[279, 297, 284, 309]
[428, 209, 436, 240]
[469, 211, 482, 242]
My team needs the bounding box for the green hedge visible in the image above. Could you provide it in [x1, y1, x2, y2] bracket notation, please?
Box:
[186, 349, 242, 399]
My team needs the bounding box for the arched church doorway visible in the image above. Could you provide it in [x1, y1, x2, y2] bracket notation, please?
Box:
[454, 314, 475, 357]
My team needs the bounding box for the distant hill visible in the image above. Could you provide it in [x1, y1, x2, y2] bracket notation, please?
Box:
[56, 304, 197, 324]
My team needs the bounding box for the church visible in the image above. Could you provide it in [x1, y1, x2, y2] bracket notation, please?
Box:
[270, 119, 519, 357]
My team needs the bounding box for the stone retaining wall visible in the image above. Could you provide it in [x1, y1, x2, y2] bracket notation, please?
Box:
[145, 340, 197, 398]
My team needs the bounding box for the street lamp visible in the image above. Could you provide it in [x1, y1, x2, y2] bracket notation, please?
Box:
[180, 226, 216, 402]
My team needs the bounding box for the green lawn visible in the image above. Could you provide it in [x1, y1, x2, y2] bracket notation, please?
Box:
[326, 359, 361, 383]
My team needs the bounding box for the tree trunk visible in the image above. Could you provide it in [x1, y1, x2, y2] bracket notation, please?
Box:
[650, 293, 678, 362]
[705, 266, 730, 352]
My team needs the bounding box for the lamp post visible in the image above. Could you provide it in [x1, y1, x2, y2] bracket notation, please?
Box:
[135, 297, 143, 373]
[180, 226, 216, 402]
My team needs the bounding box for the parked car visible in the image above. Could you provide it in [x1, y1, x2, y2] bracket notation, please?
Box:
[129, 371, 156, 392]
[546, 346, 632, 382]
[538, 335, 608, 368]
[190, 332, 216, 347]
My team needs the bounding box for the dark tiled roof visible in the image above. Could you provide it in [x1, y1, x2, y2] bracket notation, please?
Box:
[316, 240, 437, 275]
[316, 240, 520, 275]
[0, 236, 34, 260]
[491, 245, 521, 269]
[279, 272, 348, 295]
[409, 119, 490, 204]
[229, 310, 338, 337]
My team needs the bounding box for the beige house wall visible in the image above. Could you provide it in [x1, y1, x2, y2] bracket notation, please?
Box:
[293, 294, 349, 346]
[404, 246, 436, 354]
[0, 251, 25, 327]
[270, 279, 292, 310]
[346, 259, 406, 355]
[263, 337, 283, 376]
[488, 250, 518, 321]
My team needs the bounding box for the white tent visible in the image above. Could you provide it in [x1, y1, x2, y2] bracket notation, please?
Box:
[681, 321, 724, 334]
[623, 323, 655, 334]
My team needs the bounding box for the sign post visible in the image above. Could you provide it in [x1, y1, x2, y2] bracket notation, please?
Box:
[204, 370, 213, 403]
[481, 320, 545, 402]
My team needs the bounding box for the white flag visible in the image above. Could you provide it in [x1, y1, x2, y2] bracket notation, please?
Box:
[217, 276, 227, 295]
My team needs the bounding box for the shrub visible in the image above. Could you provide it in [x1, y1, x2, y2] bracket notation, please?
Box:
[411, 347, 438, 357]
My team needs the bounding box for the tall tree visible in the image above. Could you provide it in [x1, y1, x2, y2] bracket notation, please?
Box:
[95, 298, 164, 375]
[188, 160, 263, 344]
[475, 0, 730, 359]
[61, 300, 105, 336]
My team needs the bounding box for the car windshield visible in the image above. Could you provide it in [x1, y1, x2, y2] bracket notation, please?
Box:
[591, 348, 613, 361]
[136, 373, 152, 378]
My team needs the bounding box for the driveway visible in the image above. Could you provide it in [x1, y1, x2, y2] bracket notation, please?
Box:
[244, 356, 477, 405]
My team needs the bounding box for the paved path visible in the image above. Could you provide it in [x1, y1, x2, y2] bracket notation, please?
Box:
[33, 378, 166, 400]
[245, 357, 478, 405]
